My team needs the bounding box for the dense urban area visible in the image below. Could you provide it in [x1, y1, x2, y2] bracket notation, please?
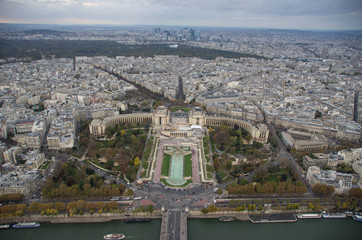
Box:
[0, 24, 361, 239]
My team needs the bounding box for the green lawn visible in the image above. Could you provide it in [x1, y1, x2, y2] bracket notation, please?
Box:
[161, 153, 171, 176]
[40, 161, 51, 170]
[143, 136, 154, 162]
[184, 154, 192, 177]
[203, 137, 211, 163]
[142, 162, 149, 170]
[140, 136, 154, 178]
[206, 164, 214, 173]
[170, 107, 190, 112]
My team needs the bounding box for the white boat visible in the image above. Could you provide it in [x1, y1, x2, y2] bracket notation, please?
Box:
[322, 213, 347, 219]
[104, 233, 126, 240]
[218, 216, 236, 222]
[0, 224, 10, 229]
[297, 213, 321, 219]
[13, 222, 40, 228]
[352, 215, 362, 222]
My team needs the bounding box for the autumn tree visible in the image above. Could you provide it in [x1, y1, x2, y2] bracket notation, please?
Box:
[212, 131, 230, 145]
[126, 189, 134, 196]
[213, 158, 220, 170]
[16, 204, 26, 212]
[245, 134, 252, 142]
[121, 130, 126, 137]
[29, 202, 40, 213]
[107, 201, 119, 210]
[207, 204, 219, 212]
[148, 205, 154, 213]
[133, 157, 140, 166]
[67, 201, 77, 211]
[130, 134, 137, 144]
[312, 184, 335, 196]
[255, 165, 268, 181]
[349, 188, 362, 198]
[0, 193, 23, 202]
[201, 208, 209, 214]
[226, 159, 232, 170]
[76, 200, 85, 210]
[54, 202, 66, 212]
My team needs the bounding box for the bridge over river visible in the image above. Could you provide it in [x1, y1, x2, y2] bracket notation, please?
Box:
[160, 209, 187, 240]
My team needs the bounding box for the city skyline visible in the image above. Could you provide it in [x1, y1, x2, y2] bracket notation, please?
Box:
[0, 10, 361, 239]
[0, 0, 361, 31]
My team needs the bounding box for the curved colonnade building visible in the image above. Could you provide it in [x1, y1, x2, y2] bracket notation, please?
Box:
[89, 106, 269, 142]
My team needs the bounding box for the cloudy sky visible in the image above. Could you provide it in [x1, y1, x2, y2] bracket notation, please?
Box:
[0, 0, 361, 30]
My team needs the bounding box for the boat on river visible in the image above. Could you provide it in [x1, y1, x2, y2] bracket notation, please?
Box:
[13, 222, 40, 228]
[103, 233, 126, 240]
[0, 225, 10, 229]
[218, 216, 236, 222]
[297, 214, 321, 219]
[352, 215, 362, 222]
[322, 213, 347, 219]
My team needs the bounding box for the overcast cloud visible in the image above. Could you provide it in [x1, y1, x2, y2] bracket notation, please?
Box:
[0, 0, 361, 30]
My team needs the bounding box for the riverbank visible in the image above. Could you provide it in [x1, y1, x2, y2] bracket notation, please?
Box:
[1, 209, 356, 225]
[188, 210, 251, 221]
[250, 213, 297, 223]
[1, 209, 255, 225]
[1, 217, 359, 240]
[0, 212, 162, 225]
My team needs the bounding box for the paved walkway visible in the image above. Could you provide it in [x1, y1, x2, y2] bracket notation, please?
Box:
[153, 139, 166, 183]
[191, 145, 200, 184]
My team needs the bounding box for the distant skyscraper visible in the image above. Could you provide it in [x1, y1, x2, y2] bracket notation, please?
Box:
[353, 90, 359, 122]
[321, 47, 328, 59]
[196, 30, 201, 41]
[152, 27, 161, 34]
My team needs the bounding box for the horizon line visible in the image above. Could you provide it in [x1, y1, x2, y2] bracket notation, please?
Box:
[1, 22, 362, 32]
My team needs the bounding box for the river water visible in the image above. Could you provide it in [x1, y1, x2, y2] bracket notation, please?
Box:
[188, 218, 362, 240]
[0, 218, 361, 240]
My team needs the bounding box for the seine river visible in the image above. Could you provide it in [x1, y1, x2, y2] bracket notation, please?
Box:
[1, 218, 361, 240]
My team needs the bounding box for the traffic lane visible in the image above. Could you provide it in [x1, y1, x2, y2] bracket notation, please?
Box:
[168, 210, 181, 240]
[175, 210, 181, 240]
